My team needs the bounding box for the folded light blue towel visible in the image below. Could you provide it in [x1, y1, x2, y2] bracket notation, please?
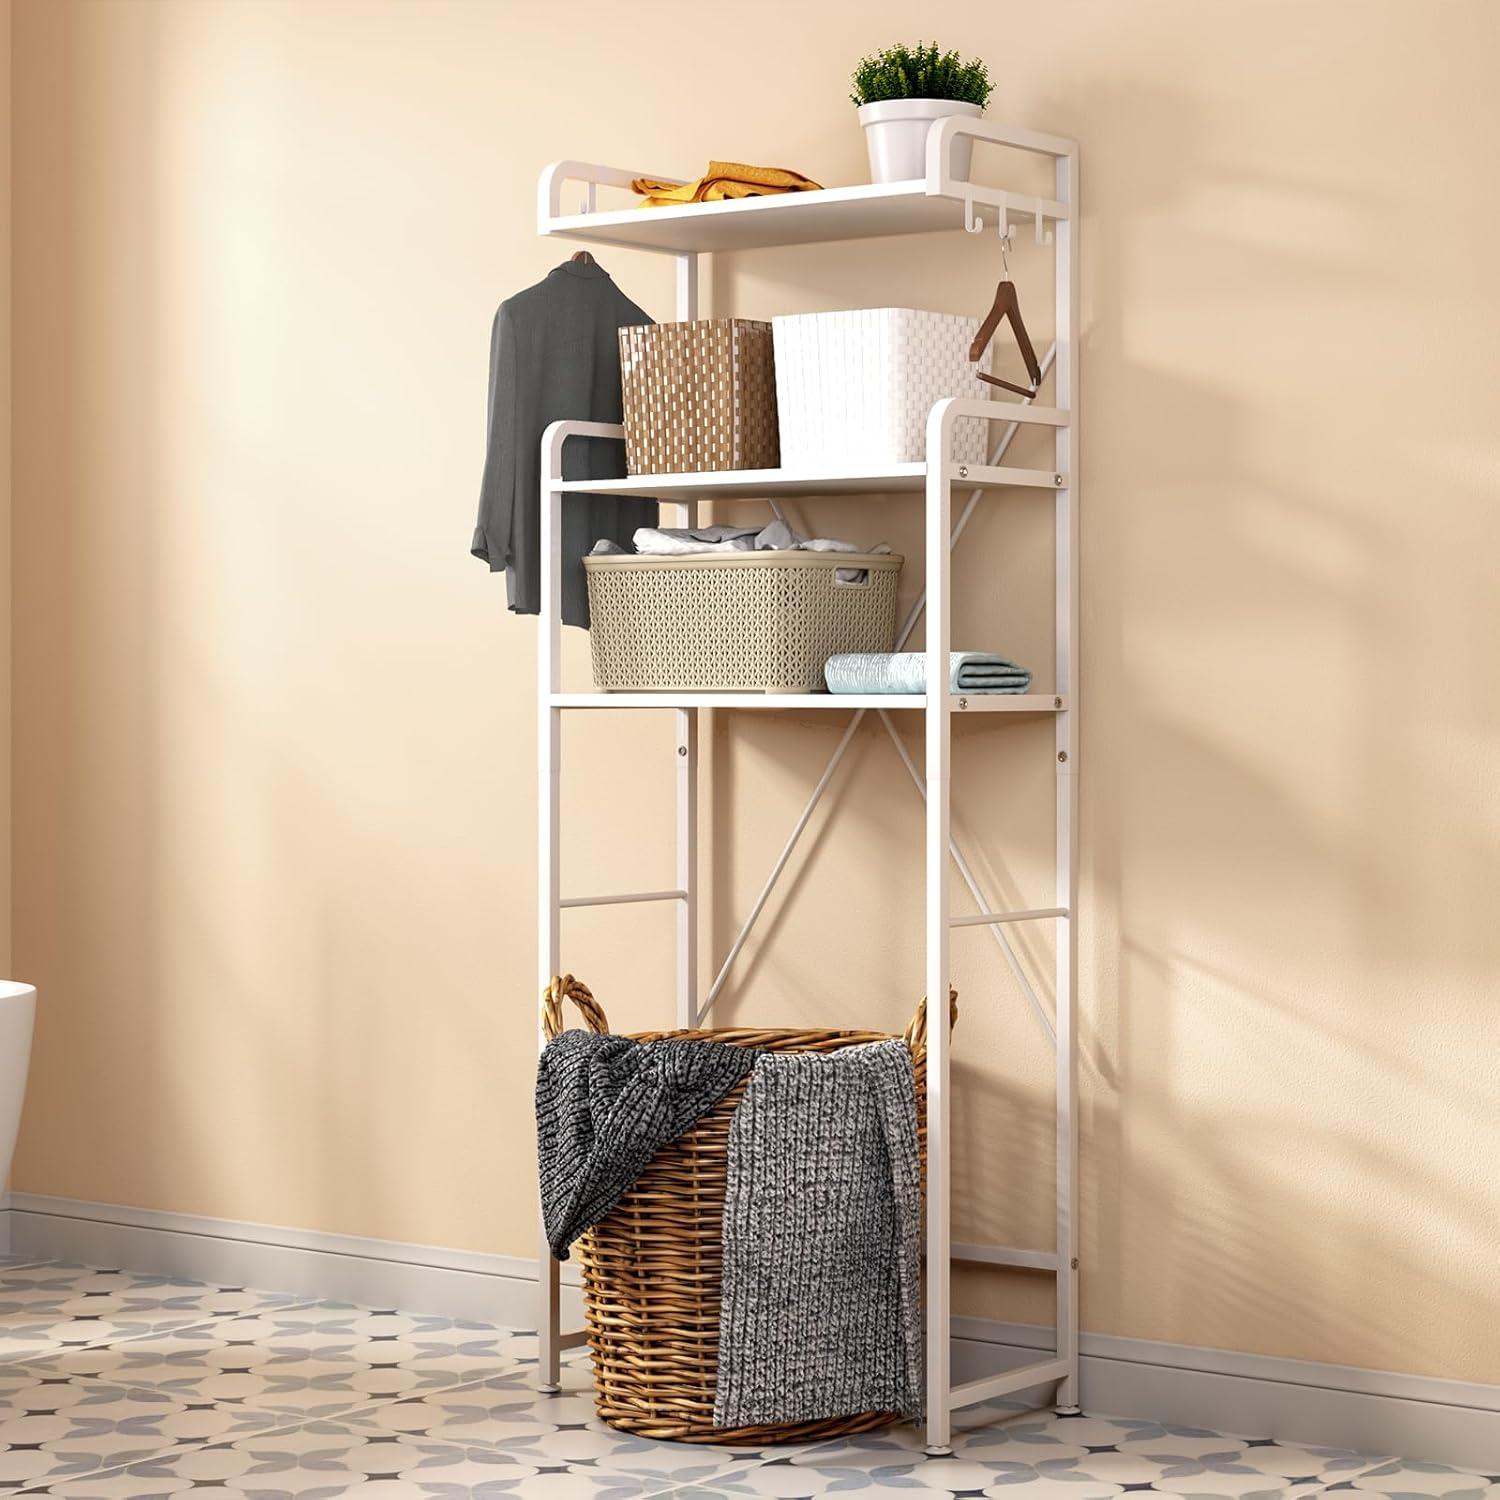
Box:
[824, 652, 1032, 695]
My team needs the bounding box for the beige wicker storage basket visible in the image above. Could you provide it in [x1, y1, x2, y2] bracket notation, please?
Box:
[618, 319, 779, 474]
[542, 974, 957, 1445]
[584, 550, 902, 692]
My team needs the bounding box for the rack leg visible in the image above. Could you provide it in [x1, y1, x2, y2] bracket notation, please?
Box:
[672, 249, 701, 1031]
[676, 706, 698, 1028]
[537, 699, 562, 1390]
[1053, 142, 1082, 1415]
[923, 408, 954, 1456]
[1054, 729, 1080, 1413]
[538, 1235, 561, 1392]
[536, 450, 565, 1393]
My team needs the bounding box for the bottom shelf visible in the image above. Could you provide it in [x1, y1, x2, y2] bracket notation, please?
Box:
[549, 692, 1064, 713]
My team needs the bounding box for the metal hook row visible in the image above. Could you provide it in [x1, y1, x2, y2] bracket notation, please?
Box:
[962, 195, 1054, 247]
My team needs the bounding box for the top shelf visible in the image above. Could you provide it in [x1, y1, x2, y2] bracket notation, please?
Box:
[538, 119, 1075, 256]
[541, 179, 1067, 256]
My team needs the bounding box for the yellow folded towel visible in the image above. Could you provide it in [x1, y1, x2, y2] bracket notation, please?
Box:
[632, 160, 823, 208]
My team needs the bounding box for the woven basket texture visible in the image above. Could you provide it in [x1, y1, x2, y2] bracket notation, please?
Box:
[619, 319, 780, 474]
[584, 551, 901, 692]
[771, 308, 992, 468]
[541, 974, 957, 1444]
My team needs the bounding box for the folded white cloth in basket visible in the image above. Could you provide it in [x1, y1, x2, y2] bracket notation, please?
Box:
[632, 524, 758, 555]
[631, 520, 874, 557]
[589, 521, 890, 584]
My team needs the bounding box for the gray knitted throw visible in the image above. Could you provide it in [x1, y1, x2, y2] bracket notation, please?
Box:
[713, 1039, 923, 1426]
[536, 1030, 758, 1261]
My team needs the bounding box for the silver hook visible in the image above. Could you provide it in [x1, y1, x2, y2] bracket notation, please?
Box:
[999, 229, 1012, 280]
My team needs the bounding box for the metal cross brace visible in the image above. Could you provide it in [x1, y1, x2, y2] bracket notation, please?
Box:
[699, 343, 1060, 1048]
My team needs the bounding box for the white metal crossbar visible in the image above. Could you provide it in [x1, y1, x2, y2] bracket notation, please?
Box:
[954, 1241, 1060, 1272]
[559, 889, 687, 909]
[950, 907, 1068, 928]
[953, 1359, 1074, 1410]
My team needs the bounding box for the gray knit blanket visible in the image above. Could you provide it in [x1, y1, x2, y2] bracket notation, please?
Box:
[536, 1030, 758, 1261]
[713, 1040, 923, 1426]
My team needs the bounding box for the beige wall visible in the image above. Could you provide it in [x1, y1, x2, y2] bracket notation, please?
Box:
[0, 0, 9, 976]
[10, 0, 1500, 1385]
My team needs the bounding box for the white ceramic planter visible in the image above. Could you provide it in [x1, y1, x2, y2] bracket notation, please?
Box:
[857, 98, 983, 184]
[0, 983, 34, 1190]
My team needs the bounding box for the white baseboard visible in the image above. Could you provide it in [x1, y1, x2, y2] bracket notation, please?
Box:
[950, 1316, 1500, 1476]
[10, 1193, 1498, 1474]
[8, 1192, 586, 1329]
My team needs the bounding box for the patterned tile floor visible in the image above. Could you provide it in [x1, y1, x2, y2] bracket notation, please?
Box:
[0, 1259, 1490, 1497]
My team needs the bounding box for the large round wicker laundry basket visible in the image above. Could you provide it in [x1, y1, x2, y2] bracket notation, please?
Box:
[541, 974, 957, 1445]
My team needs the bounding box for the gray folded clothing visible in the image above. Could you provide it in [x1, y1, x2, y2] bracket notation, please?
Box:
[714, 1040, 924, 1427]
[824, 651, 1032, 695]
[536, 1030, 758, 1261]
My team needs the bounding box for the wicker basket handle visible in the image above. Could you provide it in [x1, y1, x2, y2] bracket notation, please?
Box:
[903, 988, 959, 1067]
[542, 974, 610, 1041]
[542, 973, 954, 1057]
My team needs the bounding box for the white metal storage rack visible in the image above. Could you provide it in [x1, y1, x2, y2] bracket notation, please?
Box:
[533, 117, 1080, 1456]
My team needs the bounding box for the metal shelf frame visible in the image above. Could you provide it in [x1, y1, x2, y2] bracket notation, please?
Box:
[533, 116, 1080, 1456]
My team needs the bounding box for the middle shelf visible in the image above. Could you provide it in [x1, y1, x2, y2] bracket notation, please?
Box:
[551, 692, 1065, 713]
[557, 446, 1067, 502]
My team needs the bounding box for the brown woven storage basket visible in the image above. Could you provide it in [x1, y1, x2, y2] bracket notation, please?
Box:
[618, 318, 779, 474]
[541, 973, 957, 1445]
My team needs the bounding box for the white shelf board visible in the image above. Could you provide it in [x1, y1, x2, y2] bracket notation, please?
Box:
[541, 179, 1068, 255]
[551, 692, 1064, 714]
[558, 460, 1063, 499]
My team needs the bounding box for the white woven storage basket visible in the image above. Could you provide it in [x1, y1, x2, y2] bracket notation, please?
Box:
[771, 308, 992, 468]
[584, 551, 903, 692]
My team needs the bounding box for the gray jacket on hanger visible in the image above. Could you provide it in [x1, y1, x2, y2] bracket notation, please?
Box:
[471, 260, 657, 627]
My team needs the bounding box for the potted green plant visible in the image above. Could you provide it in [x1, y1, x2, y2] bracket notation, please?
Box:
[850, 42, 993, 184]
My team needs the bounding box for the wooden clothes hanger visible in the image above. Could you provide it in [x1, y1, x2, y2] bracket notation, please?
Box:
[969, 235, 1042, 398]
[569, 249, 598, 266]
